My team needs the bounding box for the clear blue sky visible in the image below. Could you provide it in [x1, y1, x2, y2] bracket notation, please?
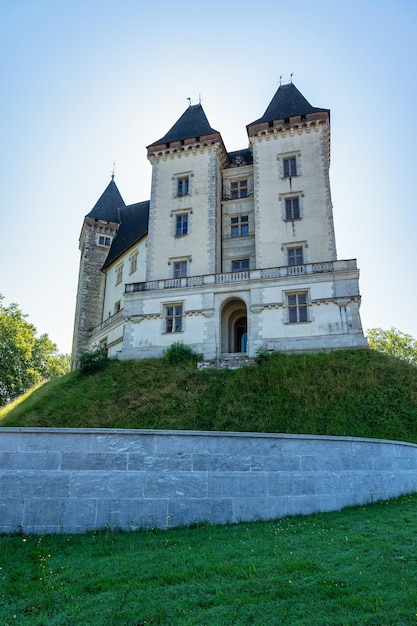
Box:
[1, 0, 416, 354]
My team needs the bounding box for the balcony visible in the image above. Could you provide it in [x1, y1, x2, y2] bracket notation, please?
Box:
[90, 309, 124, 334]
[125, 259, 357, 294]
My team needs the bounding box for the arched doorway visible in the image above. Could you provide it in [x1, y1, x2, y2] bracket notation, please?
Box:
[221, 299, 248, 354]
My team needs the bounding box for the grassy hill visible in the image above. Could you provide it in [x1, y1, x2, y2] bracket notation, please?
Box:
[1, 348, 417, 443]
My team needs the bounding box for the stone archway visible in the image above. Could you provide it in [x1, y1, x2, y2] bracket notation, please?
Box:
[221, 299, 248, 354]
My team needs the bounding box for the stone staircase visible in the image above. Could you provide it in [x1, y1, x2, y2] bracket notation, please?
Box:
[198, 354, 255, 370]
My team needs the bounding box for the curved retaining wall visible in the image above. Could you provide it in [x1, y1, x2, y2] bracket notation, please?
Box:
[1, 428, 417, 534]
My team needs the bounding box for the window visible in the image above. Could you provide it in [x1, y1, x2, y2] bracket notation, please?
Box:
[114, 300, 121, 314]
[285, 197, 300, 220]
[98, 235, 112, 246]
[231, 215, 249, 238]
[115, 264, 123, 284]
[231, 259, 250, 271]
[288, 247, 303, 266]
[283, 157, 297, 177]
[173, 261, 187, 278]
[165, 304, 183, 333]
[129, 251, 138, 274]
[230, 179, 248, 199]
[287, 292, 308, 323]
[177, 176, 189, 196]
[175, 213, 188, 236]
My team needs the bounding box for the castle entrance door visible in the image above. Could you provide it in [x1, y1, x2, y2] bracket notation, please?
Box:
[221, 299, 248, 354]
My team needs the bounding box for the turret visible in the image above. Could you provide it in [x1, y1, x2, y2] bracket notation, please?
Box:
[71, 178, 125, 368]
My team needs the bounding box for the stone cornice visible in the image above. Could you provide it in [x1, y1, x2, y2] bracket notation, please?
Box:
[147, 136, 228, 168]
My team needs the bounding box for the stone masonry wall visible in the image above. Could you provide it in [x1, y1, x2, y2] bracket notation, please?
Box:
[1, 428, 416, 534]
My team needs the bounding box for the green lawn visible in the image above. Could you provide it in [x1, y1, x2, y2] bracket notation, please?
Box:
[1, 494, 417, 625]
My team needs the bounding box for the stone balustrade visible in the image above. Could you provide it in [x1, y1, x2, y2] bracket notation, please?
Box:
[124, 259, 358, 294]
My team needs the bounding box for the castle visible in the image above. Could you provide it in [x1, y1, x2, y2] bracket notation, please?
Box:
[71, 82, 367, 368]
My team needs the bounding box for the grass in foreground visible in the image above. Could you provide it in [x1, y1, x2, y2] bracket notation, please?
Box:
[0, 494, 416, 625]
[1, 349, 417, 444]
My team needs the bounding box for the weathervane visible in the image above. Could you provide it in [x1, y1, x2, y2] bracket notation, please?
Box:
[111, 161, 116, 180]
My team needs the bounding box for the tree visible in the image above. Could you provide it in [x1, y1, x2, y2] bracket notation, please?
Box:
[366, 327, 417, 365]
[0, 295, 70, 406]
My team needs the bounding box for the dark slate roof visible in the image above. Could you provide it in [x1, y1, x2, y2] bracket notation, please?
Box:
[86, 178, 125, 222]
[227, 148, 253, 167]
[248, 82, 329, 126]
[147, 103, 219, 148]
[102, 200, 150, 269]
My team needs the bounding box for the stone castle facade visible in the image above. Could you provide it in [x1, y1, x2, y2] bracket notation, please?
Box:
[72, 82, 367, 367]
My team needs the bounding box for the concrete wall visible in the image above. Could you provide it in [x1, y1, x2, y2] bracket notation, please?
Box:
[1, 428, 416, 535]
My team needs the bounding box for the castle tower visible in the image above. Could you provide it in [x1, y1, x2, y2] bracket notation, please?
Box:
[71, 179, 125, 368]
[145, 103, 228, 281]
[247, 82, 336, 270]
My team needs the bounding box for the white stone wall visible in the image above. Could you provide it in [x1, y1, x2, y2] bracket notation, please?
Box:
[117, 261, 365, 361]
[146, 144, 222, 281]
[252, 122, 336, 270]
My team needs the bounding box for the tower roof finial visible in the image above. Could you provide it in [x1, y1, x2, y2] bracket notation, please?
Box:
[111, 161, 116, 180]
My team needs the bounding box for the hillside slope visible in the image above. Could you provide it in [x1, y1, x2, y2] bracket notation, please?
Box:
[1, 349, 417, 443]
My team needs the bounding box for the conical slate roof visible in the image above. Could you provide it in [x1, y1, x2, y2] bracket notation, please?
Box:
[86, 178, 126, 222]
[248, 82, 329, 127]
[148, 103, 219, 148]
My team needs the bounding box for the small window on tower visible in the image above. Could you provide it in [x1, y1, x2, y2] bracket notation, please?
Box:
[177, 177, 189, 196]
[98, 235, 112, 247]
[175, 213, 189, 236]
[230, 180, 248, 199]
[231, 259, 250, 272]
[173, 261, 187, 278]
[285, 197, 300, 220]
[288, 247, 303, 266]
[283, 157, 297, 177]
[231, 215, 249, 238]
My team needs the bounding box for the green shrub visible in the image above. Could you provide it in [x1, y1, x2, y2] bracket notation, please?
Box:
[163, 341, 203, 365]
[255, 345, 271, 364]
[78, 346, 110, 375]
